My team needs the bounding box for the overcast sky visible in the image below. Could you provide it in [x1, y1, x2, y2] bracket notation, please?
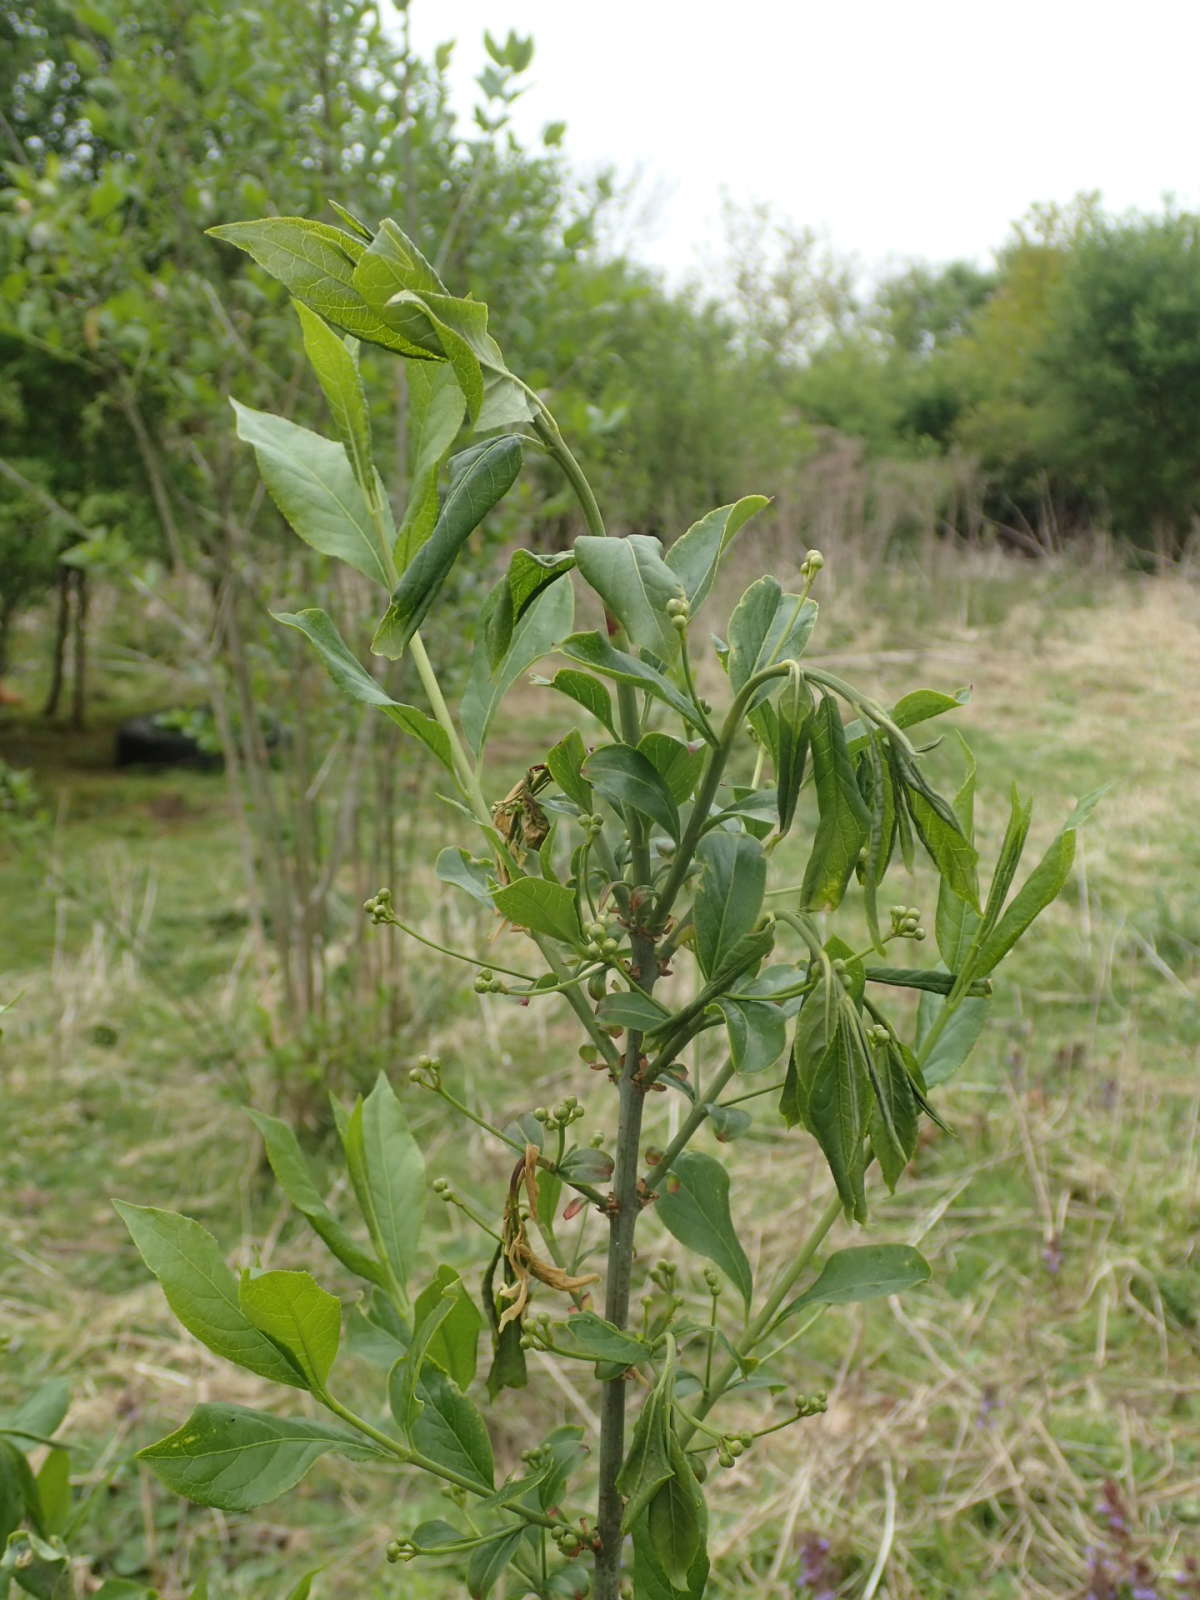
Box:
[410, 0, 1200, 285]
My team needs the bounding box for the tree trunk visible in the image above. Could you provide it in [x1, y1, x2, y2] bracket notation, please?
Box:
[70, 568, 88, 731]
[42, 566, 70, 718]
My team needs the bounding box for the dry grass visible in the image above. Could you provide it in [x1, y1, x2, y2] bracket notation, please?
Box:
[3, 556, 1199, 1596]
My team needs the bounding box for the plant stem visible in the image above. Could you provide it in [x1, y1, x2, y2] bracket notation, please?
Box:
[676, 1190, 842, 1447]
[594, 1021, 650, 1600]
[640, 1060, 736, 1191]
[318, 1391, 558, 1530]
[533, 411, 606, 539]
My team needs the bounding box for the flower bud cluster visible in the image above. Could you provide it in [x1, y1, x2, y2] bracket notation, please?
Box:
[666, 594, 690, 633]
[533, 1097, 585, 1129]
[794, 1390, 829, 1418]
[407, 1053, 441, 1086]
[800, 548, 825, 580]
[715, 1432, 752, 1469]
[363, 887, 394, 924]
[890, 904, 926, 940]
[473, 968, 509, 994]
[582, 918, 624, 962]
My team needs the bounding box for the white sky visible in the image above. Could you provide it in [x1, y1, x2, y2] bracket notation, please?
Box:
[410, 0, 1200, 286]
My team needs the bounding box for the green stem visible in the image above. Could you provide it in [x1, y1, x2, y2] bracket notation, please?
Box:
[533, 411, 606, 539]
[640, 1059, 736, 1191]
[374, 907, 538, 980]
[676, 1190, 841, 1447]
[653, 662, 791, 930]
[317, 1391, 558, 1531]
[409, 630, 491, 819]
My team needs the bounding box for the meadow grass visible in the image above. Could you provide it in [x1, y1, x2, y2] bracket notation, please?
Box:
[2, 556, 1197, 1597]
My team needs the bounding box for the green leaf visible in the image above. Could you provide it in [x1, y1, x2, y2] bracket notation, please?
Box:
[341, 1074, 425, 1297]
[807, 1011, 870, 1224]
[372, 436, 523, 659]
[0, 1529, 71, 1598]
[868, 1043, 920, 1192]
[412, 1366, 494, 1491]
[486, 550, 577, 667]
[251, 1113, 382, 1286]
[856, 735, 895, 952]
[978, 786, 1032, 944]
[231, 401, 392, 588]
[413, 1267, 483, 1391]
[545, 1312, 651, 1367]
[436, 847, 495, 907]
[558, 633, 708, 732]
[32, 1447, 68, 1538]
[844, 686, 970, 753]
[272, 608, 454, 773]
[138, 1404, 376, 1512]
[466, 1526, 525, 1599]
[973, 827, 1077, 978]
[574, 534, 684, 658]
[595, 990, 672, 1033]
[727, 577, 818, 701]
[208, 217, 432, 357]
[693, 832, 766, 980]
[632, 1510, 710, 1600]
[904, 780, 980, 910]
[558, 1146, 615, 1185]
[638, 733, 706, 805]
[0, 1439, 35, 1545]
[586, 744, 681, 842]
[617, 1336, 677, 1522]
[800, 696, 870, 912]
[646, 1437, 705, 1589]
[397, 363, 467, 569]
[775, 663, 814, 835]
[491, 877, 582, 945]
[935, 753, 983, 968]
[546, 668, 617, 736]
[389, 1292, 456, 1437]
[546, 728, 592, 812]
[350, 216, 446, 304]
[238, 1271, 341, 1392]
[665, 496, 769, 614]
[293, 300, 374, 501]
[717, 997, 788, 1075]
[656, 1153, 752, 1308]
[778, 972, 835, 1131]
[917, 990, 990, 1087]
[460, 577, 574, 756]
[781, 1244, 931, 1319]
[0, 1381, 70, 1446]
[284, 1572, 321, 1600]
[114, 1203, 305, 1388]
